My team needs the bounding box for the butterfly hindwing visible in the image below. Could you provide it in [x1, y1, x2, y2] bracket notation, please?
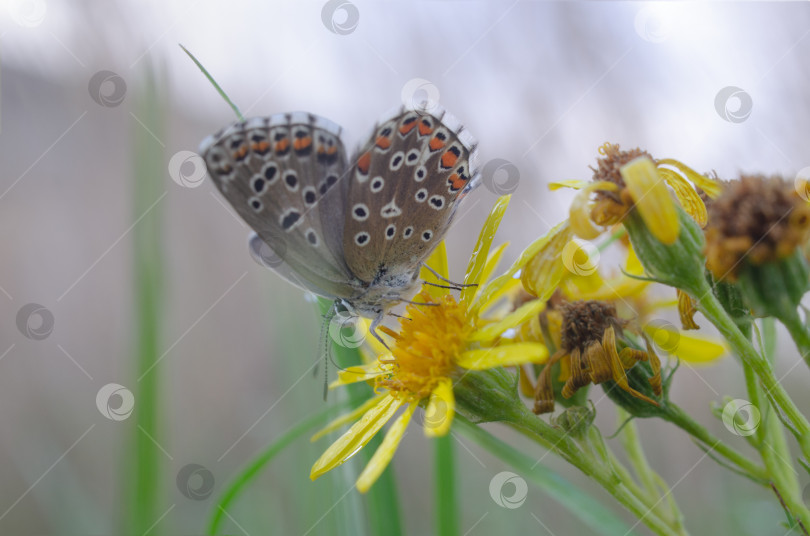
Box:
[201, 113, 359, 297]
[342, 107, 480, 283]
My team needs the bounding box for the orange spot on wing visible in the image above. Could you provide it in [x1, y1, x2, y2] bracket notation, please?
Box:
[252, 140, 270, 153]
[275, 138, 290, 153]
[449, 173, 466, 190]
[441, 150, 459, 169]
[233, 146, 248, 159]
[418, 121, 433, 136]
[293, 136, 312, 151]
[375, 136, 391, 149]
[429, 136, 445, 151]
[399, 121, 416, 135]
[357, 151, 371, 174]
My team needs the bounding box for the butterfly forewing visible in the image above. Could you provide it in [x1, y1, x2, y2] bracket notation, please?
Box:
[201, 113, 358, 297]
[342, 107, 480, 283]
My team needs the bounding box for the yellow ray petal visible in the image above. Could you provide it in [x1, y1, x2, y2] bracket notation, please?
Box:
[463, 195, 511, 304]
[457, 342, 549, 369]
[310, 395, 404, 480]
[477, 277, 522, 316]
[311, 393, 388, 442]
[519, 220, 573, 300]
[569, 181, 619, 239]
[620, 157, 679, 245]
[355, 401, 417, 493]
[424, 379, 455, 438]
[479, 242, 510, 291]
[549, 179, 589, 191]
[643, 325, 728, 364]
[469, 298, 547, 342]
[657, 158, 723, 199]
[332, 362, 388, 388]
[421, 241, 449, 300]
[658, 167, 707, 227]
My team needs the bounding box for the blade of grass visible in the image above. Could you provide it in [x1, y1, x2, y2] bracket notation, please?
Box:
[318, 299, 404, 536]
[126, 63, 166, 534]
[454, 415, 637, 536]
[180, 44, 244, 121]
[435, 434, 459, 536]
[207, 401, 351, 535]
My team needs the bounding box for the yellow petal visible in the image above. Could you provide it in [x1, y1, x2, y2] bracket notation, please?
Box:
[477, 277, 522, 315]
[569, 181, 619, 239]
[332, 362, 387, 388]
[311, 394, 388, 442]
[457, 342, 548, 369]
[642, 325, 727, 364]
[519, 220, 573, 300]
[356, 402, 417, 493]
[424, 379, 455, 438]
[620, 156, 680, 245]
[421, 241, 449, 300]
[479, 242, 510, 290]
[658, 167, 707, 227]
[469, 298, 547, 342]
[310, 395, 404, 480]
[549, 179, 589, 191]
[657, 158, 723, 199]
[463, 195, 511, 304]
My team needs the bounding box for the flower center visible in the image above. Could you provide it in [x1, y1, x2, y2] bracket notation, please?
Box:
[377, 290, 472, 400]
[559, 300, 621, 353]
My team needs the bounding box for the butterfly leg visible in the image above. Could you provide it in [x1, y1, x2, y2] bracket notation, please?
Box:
[368, 309, 391, 351]
[421, 263, 478, 290]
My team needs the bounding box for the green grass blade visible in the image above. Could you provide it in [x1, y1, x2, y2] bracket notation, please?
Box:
[435, 434, 459, 536]
[454, 415, 637, 536]
[126, 63, 166, 535]
[179, 44, 244, 121]
[207, 402, 350, 535]
[317, 299, 404, 536]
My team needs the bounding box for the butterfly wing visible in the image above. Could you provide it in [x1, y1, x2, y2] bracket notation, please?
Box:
[201, 113, 360, 299]
[341, 106, 480, 283]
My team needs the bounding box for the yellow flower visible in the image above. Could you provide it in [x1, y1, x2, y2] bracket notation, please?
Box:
[551, 144, 721, 245]
[310, 195, 551, 492]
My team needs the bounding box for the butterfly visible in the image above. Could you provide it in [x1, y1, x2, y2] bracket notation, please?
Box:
[199, 105, 480, 343]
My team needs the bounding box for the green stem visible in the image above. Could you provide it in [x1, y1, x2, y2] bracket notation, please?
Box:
[454, 416, 637, 536]
[697, 288, 810, 461]
[618, 410, 661, 499]
[663, 404, 767, 483]
[435, 435, 459, 536]
[780, 307, 810, 369]
[207, 403, 350, 535]
[507, 406, 684, 536]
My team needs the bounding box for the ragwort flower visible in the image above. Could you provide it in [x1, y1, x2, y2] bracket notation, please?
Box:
[310, 196, 552, 492]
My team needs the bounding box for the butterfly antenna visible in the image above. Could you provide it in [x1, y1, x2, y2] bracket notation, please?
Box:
[319, 304, 337, 401]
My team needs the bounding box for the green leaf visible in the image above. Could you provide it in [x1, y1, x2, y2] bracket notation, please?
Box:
[435, 434, 459, 536]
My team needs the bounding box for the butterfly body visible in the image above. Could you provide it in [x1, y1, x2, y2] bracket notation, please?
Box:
[200, 106, 479, 333]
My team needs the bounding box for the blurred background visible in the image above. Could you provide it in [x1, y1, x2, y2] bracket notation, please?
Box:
[1, 1, 809, 534]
